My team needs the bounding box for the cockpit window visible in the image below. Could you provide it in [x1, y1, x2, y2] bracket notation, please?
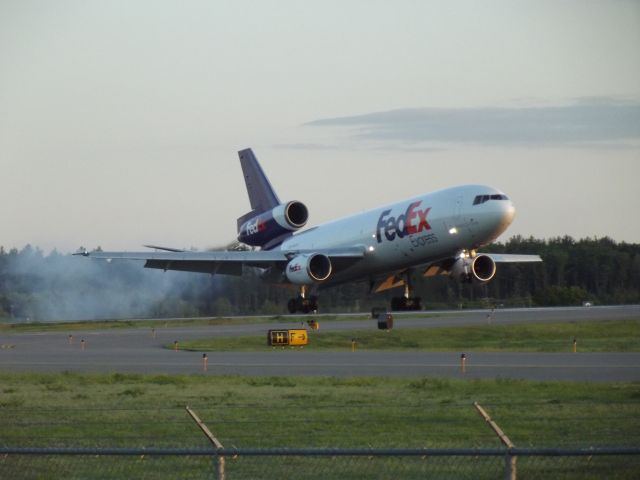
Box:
[473, 194, 509, 205]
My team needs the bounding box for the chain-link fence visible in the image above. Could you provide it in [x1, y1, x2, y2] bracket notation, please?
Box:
[1, 447, 639, 479]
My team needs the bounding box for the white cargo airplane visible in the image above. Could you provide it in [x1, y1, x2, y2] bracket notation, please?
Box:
[79, 149, 541, 313]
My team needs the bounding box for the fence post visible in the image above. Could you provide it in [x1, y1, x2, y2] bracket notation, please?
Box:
[474, 402, 517, 480]
[214, 454, 225, 480]
[504, 450, 516, 480]
[185, 406, 225, 480]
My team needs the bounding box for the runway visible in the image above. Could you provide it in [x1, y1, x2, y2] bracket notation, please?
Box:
[1, 305, 639, 382]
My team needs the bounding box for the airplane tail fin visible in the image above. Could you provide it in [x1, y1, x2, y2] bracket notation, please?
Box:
[237, 149, 281, 231]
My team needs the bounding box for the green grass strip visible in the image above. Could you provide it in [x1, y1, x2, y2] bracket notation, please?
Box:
[1, 372, 639, 449]
[178, 319, 640, 352]
[0, 314, 372, 332]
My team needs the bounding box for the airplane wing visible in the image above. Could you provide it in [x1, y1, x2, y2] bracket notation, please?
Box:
[373, 253, 542, 293]
[76, 247, 365, 276]
[483, 253, 542, 263]
[142, 244, 186, 253]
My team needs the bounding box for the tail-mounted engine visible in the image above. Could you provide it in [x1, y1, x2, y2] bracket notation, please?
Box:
[238, 201, 308, 248]
[285, 253, 332, 285]
[451, 254, 496, 284]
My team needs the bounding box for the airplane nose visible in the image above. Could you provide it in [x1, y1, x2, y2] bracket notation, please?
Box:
[499, 200, 516, 230]
[484, 199, 515, 240]
[487, 198, 515, 232]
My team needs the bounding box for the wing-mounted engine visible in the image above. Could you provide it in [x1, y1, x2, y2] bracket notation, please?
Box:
[285, 253, 332, 284]
[238, 201, 309, 248]
[451, 254, 496, 284]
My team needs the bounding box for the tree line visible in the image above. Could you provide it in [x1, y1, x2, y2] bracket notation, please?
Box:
[0, 236, 638, 321]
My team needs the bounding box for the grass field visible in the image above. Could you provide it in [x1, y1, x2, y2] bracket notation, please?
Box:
[1, 372, 639, 450]
[0, 314, 372, 332]
[177, 319, 640, 352]
[2, 319, 639, 478]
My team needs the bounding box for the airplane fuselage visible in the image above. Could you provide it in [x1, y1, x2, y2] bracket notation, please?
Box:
[280, 184, 515, 284]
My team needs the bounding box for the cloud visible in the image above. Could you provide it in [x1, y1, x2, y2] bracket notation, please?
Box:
[272, 143, 344, 151]
[304, 98, 640, 147]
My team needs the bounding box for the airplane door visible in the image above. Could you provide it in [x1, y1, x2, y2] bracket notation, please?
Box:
[443, 194, 476, 244]
[445, 195, 463, 230]
[453, 195, 463, 221]
[456, 194, 478, 241]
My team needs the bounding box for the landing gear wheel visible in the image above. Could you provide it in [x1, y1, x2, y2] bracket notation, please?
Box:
[287, 299, 298, 314]
[391, 296, 422, 311]
[287, 295, 319, 314]
[390, 269, 422, 311]
[309, 296, 319, 313]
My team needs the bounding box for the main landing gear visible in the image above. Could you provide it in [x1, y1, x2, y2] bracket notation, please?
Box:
[287, 286, 319, 314]
[390, 274, 422, 311]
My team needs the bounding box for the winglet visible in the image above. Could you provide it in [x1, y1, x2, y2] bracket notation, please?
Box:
[237, 149, 281, 231]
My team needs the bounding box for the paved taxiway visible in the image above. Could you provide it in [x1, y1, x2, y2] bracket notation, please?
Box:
[1, 305, 639, 381]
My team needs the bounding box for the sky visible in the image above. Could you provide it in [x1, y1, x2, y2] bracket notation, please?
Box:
[1, 0, 639, 253]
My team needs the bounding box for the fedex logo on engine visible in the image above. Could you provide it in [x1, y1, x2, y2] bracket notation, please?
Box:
[376, 201, 432, 243]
